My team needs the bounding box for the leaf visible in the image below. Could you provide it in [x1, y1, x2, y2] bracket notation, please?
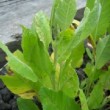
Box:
[32, 11, 52, 49]
[59, 63, 79, 98]
[13, 50, 25, 62]
[0, 41, 38, 82]
[0, 49, 41, 98]
[58, 1, 101, 63]
[87, 0, 110, 40]
[50, 0, 61, 39]
[99, 68, 110, 90]
[17, 98, 39, 110]
[86, 0, 95, 10]
[95, 35, 110, 69]
[79, 89, 89, 110]
[12, 50, 41, 94]
[84, 63, 102, 82]
[56, 28, 84, 68]
[22, 27, 53, 76]
[86, 48, 94, 62]
[39, 88, 81, 110]
[50, 0, 60, 27]
[74, 1, 101, 42]
[71, 42, 85, 68]
[0, 75, 36, 99]
[21, 27, 53, 88]
[55, 0, 77, 30]
[108, 23, 110, 34]
[0, 74, 31, 95]
[87, 82, 104, 109]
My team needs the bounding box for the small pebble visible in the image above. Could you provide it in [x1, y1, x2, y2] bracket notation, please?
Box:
[9, 99, 18, 110]
[0, 88, 12, 102]
[0, 80, 5, 89]
[0, 101, 11, 110]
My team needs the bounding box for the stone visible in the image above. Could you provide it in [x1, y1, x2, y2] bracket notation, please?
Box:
[0, 87, 12, 102]
[9, 99, 18, 110]
[0, 80, 5, 89]
[0, 100, 11, 110]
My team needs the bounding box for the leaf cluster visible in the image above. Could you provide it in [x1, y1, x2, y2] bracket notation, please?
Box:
[0, 0, 110, 110]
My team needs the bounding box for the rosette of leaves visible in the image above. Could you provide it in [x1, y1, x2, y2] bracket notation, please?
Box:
[1, 0, 110, 110]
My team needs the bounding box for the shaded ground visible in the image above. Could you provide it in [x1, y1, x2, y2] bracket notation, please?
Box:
[0, 0, 86, 43]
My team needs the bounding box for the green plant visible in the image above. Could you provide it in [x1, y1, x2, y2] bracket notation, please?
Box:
[0, 0, 110, 110]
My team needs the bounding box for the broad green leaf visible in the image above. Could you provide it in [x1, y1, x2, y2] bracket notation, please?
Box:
[0, 74, 31, 94]
[39, 88, 81, 110]
[17, 98, 39, 110]
[79, 89, 89, 110]
[22, 27, 53, 76]
[32, 11, 52, 49]
[0, 75, 36, 99]
[87, 0, 110, 40]
[59, 63, 79, 98]
[71, 43, 85, 68]
[74, 1, 101, 42]
[55, 0, 76, 30]
[87, 82, 104, 109]
[21, 27, 53, 88]
[0, 41, 37, 82]
[95, 35, 110, 69]
[58, 1, 101, 63]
